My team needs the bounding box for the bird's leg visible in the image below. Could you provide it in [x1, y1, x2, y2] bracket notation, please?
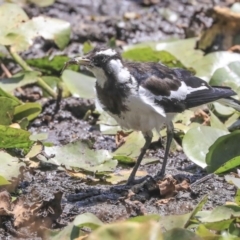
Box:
[156, 121, 174, 178]
[126, 132, 153, 185]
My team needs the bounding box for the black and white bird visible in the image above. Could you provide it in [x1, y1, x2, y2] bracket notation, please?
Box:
[63, 47, 240, 185]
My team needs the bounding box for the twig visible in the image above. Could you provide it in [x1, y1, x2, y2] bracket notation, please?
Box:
[190, 173, 214, 188]
[0, 62, 12, 78]
[54, 85, 63, 114]
[6, 46, 57, 98]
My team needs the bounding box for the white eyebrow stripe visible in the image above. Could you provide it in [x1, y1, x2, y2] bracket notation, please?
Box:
[96, 49, 116, 56]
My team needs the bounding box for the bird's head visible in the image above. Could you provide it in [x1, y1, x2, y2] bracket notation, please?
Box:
[62, 47, 131, 87]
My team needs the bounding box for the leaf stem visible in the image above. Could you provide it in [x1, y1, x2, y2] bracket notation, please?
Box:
[6, 46, 57, 98]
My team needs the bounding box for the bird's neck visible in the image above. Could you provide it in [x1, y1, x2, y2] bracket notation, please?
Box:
[92, 59, 132, 88]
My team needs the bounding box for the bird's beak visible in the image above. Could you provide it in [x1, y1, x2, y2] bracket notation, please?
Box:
[60, 57, 91, 75]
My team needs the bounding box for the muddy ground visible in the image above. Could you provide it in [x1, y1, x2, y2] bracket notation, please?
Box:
[1, 0, 238, 239]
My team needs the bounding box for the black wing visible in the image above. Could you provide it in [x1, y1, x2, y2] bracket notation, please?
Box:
[126, 62, 237, 113]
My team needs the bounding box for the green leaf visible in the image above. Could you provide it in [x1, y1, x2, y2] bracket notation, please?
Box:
[123, 46, 186, 68]
[44, 141, 117, 173]
[0, 125, 33, 150]
[127, 215, 160, 223]
[61, 70, 96, 99]
[209, 61, 240, 90]
[155, 38, 203, 69]
[87, 221, 163, 240]
[29, 133, 48, 141]
[26, 55, 79, 75]
[0, 97, 19, 125]
[160, 213, 192, 231]
[194, 52, 240, 81]
[83, 41, 94, 54]
[0, 3, 70, 51]
[204, 219, 234, 231]
[206, 131, 240, 173]
[212, 102, 235, 119]
[235, 189, 240, 205]
[0, 151, 25, 189]
[0, 87, 21, 104]
[163, 228, 202, 240]
[210, 110, 229, 131]
[214, 156, 240, 174]
[200, 205, 240, 222]
[0, 175, 11, 186]
[182, 126, 228, 168]
[0, 71, 40, 93]
[113, 131, 159, 164]
[13, 102, 42, 122]
[106, 170, 147, 184]
[73, 212, 103, 230]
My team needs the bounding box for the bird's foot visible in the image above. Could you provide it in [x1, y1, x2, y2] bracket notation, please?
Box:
[154, 169, 166, 181]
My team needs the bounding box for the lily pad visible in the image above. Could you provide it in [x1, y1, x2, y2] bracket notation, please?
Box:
[212, 102, 235, 119]
[214, 156, 240, 174]
[155, 38, 203, 69]
[61, 70, 96, 99]
[113, 131, 159, 164]
[87, 221, 163, 240]
[182, 126, 228, 168]
[206, 130, 240, 173]
[209, 61, 240, 90]
[44, 140, 117, 174]
[0, 71, 40, 93]
[0, 151, 25, 189]
[106, 169, 147, 184]
[163, 228, 201, 240]
[0, 3, 70, 51]
[13, 102, 42, 122]
[194, 52, 240, 81]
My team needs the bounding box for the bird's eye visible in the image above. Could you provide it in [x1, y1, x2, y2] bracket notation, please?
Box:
[93, 55, 105, 66]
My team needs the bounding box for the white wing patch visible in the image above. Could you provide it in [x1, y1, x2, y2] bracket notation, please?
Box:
[139, 86, 166, 117]
[168, 82, 209, 100]
[96, 49, 117, 56]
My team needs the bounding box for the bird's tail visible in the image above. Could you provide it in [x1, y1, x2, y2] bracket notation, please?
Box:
[217, 97, 240, 112]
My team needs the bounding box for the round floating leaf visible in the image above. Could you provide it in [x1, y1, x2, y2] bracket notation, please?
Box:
[163, 228, 201, 240]
[106, 170, 147, 184]
[113, 131, 159, 164]
[0, 3, 70, 51]
[209, 61, 240, 90]
[206, 130, 240, 173]
[155, 38, 203, 69]
[182, 126, 228, 168]
[61, 70, 96, 99]
[73, 212, 103, 230]
[212, 102, 235, 118]
[44, 141, 117, 173]
[194, 52, 240, 81]
[87, 221, 163, 240]
[0, 71, 40, 93]
[0, 97, 19, 125]
[14, 102, 42, 122]
[0, 151, 25, 189]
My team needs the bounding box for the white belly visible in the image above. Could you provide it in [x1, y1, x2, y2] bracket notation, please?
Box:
[106, 94, 175, 133]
